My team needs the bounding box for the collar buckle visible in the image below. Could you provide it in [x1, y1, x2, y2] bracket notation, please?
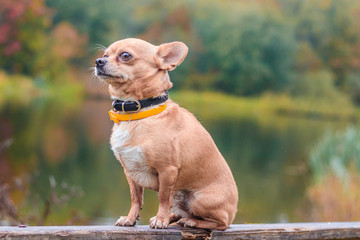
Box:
[122, 100, 141, 113]
[112, 100, 142, 113]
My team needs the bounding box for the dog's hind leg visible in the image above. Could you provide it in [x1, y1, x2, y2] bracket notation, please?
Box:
[177, 186, 236, 230]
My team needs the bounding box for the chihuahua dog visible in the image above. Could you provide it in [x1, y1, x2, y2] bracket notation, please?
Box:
[95, 38, 238, 230]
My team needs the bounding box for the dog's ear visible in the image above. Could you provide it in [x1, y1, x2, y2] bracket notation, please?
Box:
[156, 42, 188, 71]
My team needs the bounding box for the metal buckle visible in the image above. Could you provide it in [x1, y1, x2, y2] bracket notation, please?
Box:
[121, 100, 141, 113]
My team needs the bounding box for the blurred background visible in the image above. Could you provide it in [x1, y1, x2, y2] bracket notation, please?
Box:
[1, 0, 360, 226]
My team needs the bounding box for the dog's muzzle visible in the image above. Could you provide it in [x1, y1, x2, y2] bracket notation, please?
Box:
[95, 58, 107, 74]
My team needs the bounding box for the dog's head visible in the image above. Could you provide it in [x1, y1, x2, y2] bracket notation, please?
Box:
[95, 38, 188, 100]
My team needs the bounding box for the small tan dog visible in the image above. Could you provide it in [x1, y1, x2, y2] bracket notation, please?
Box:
[95, 38, 238, 230]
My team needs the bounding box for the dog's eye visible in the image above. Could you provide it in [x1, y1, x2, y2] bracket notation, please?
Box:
[118, 52, 132, 61]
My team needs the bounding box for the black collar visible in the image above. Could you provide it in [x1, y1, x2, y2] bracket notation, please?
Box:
[112, 91, 169, 113]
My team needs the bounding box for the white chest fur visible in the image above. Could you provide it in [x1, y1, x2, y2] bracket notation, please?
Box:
[110, 122, 158, 189]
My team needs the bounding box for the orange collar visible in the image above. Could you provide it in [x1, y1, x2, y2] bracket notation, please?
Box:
[109, 104, 167, 123]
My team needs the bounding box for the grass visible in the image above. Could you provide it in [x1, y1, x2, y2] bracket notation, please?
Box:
[304, 126, 360, 222]
[171, 91, 359, 122]
[309, 126, 360, 182]
[0, 71, 84, 108]
[304, 170, 360, 221]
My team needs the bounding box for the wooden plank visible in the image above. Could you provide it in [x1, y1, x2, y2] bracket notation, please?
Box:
[0, 222, 360, 240]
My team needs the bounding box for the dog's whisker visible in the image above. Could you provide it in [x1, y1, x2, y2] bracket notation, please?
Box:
[95, 44, 107, 51]
[89, 67, 97, 74]
[89, 70, 109, 89]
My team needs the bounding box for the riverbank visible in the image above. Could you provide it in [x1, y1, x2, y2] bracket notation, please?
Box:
[0, 72, 84, 107]
[171, 91, 358, 122]
[0, 71, 358, 122]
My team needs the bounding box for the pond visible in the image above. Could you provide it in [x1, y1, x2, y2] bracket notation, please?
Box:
[0, 95, 350, 225]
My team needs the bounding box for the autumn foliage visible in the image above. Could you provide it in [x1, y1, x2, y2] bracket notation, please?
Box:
[1, 0, 360, 102]
[0, 0, 86, 83]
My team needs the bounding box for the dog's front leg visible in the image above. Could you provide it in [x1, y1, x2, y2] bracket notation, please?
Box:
[149, 166, 178, 229]
[115, 171, 144, 226]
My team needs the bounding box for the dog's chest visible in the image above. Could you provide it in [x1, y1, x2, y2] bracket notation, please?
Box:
[110, 122, 158, 189]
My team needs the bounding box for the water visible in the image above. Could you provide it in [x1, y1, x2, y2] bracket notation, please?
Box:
[0, 97, 348, 225]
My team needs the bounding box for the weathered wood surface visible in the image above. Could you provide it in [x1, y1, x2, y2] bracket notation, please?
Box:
[1, 222, 360, 240]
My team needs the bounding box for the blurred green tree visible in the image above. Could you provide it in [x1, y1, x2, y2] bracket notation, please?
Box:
[193, 2, 297, 95]
[45, 0, 136, 55]
[293, 0, 360, 102]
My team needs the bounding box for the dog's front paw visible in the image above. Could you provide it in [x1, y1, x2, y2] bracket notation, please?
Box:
[149, 216, 169, 229]
[115, 216, 137, 226]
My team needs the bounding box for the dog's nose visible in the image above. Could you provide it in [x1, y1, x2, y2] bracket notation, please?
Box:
[96, 58, 107, 67]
